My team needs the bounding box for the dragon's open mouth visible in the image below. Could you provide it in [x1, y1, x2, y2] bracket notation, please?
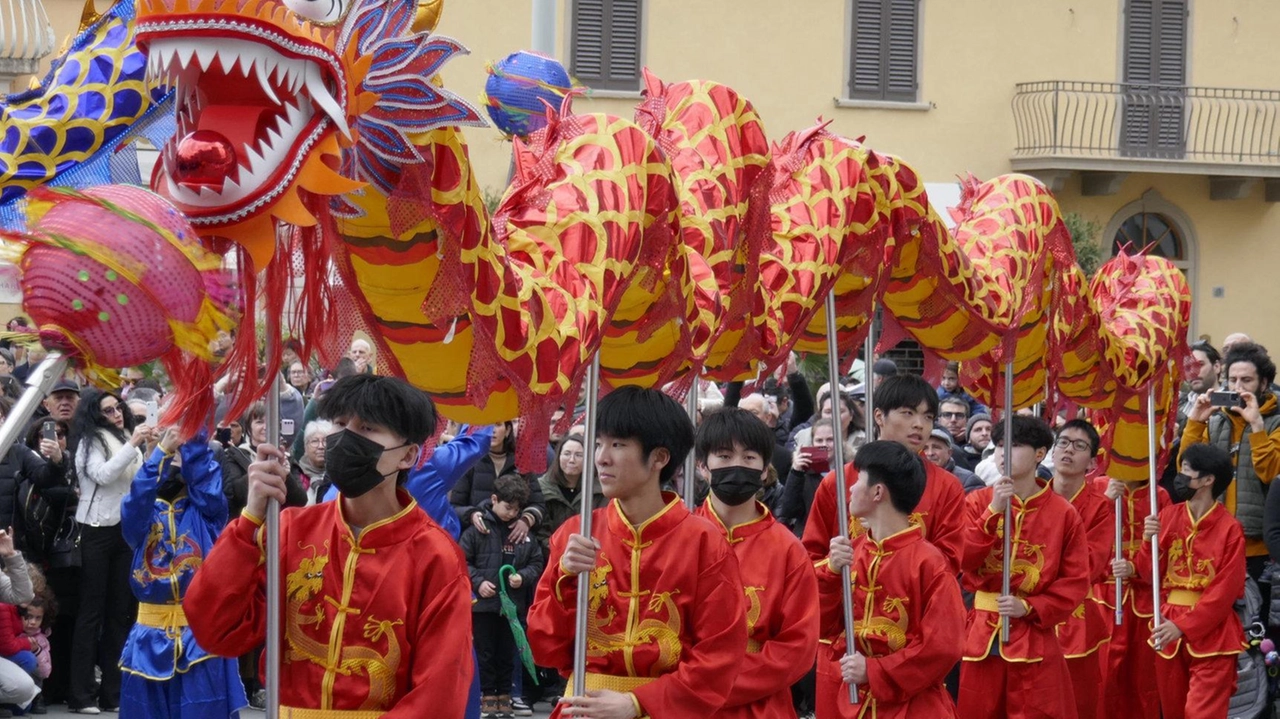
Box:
[144, 35, 346, 221]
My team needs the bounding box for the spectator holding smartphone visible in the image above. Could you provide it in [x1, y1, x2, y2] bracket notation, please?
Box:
[778, 419, 836, 537]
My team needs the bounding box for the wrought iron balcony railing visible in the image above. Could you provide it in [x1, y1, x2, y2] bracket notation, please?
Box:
[1012, 81, 1280, 166]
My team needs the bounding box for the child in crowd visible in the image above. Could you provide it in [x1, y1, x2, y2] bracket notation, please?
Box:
[1138, 442, 1246, 719]
[18, 598, 52, 714]
[461, 475, 546, 719]
[937, 361, 989, 416]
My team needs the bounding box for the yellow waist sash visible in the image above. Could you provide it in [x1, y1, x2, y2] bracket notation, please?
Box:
[974, 591, 1001, 613]
[135, 603, 188, 630]
[1166, 589, 1202, 607]
[564, 673, 655, 718]
[280, 709, 383, 719]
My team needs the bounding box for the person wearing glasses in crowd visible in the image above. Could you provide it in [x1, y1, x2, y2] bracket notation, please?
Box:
[67, 389, 153, 714]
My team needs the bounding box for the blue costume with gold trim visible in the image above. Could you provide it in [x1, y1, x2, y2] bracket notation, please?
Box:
[119, 438, 247, 718]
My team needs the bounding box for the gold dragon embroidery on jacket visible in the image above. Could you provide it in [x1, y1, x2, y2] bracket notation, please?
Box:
[1165, 537, 1215, 591]
[585, 552, 683, 674]
[284, 543, 403, 708]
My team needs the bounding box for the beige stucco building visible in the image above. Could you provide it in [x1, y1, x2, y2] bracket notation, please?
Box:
[28, 0, 1280, 354]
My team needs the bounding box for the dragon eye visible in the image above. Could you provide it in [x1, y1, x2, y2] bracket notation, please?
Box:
[284, 0, 347, 25]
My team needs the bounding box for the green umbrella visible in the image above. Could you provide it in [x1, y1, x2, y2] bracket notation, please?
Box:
[499, 564, 539, 684]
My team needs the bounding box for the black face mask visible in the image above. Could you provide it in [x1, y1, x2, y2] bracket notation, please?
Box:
[324, 430, 407, 499]
[710, 465, 764, 506]
[1172, 472, 1197, 502]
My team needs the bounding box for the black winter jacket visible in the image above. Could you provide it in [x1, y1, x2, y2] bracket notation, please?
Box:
[460, 503, 545, 614]
[778, 467, 824, 538]
[450, 454, 546, 529]
[220, 443, 307, 519]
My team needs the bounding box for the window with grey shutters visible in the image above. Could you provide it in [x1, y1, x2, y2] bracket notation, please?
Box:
[1121, 0, 1187, 158]
[849, 0, 920, 102]
[571, 0, 643, 92]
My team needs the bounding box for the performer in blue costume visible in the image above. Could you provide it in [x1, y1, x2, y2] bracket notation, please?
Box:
[119, 429, 247, 718]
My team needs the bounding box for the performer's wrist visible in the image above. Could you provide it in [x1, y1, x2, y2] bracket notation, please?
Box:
[241, 508, 265, 526]
[626, 692, 643, 718]
[1019, 598, 1033, 616]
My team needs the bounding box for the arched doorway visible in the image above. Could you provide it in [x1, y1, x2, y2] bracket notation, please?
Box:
[1101, 189, 1197, 337]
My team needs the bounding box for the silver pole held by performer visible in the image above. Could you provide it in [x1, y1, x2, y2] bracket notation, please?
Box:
[0, 351, 67, 461]
[1000, 361, 1014, 644]
[825, 293, 859, 705]
[684, 379, 700, 510]
[264, 340, 283, 719]
[864, 314, 876, 441]
[571, 355, 602, 698]
[1147, 385, 1162, 633]
[1114, 498, 1124, 626]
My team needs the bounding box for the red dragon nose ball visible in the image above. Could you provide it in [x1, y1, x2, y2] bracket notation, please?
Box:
[172, 130, 236, 188]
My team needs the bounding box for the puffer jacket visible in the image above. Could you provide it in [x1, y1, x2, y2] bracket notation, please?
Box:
[450, 454, 546, 530]
[459, 502, 545, 614]
[535, 474, 606, 556]
[0, 443, 66, 550]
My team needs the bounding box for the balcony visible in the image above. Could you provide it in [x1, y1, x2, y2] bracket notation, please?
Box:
[1011, 81, 1280, 201]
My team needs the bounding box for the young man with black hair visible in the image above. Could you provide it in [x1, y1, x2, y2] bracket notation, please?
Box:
[802, 374, 966, 574]
[1137, 442, 1246, 719]
[184, 375, 474, 716]
[957, 415, 1089, 719]
[691, 408, 818, 719]
[824, 441, 965, 718]
[1050, 419, 1113, 719]
[527, 386, 747, 719]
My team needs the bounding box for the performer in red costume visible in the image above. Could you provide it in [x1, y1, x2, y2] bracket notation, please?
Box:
[802, 374, 967, 571]
[1137, 443, 1247, 719]
[692, 407, 818, 719]
[824, 441, 966, 718]
[957, 415, 1089, 719]
[528, 386, 747, 719]
[183, 375, 474, 717]
[1050, 420, 1113, 719]
[1098, 469, 1171, 718]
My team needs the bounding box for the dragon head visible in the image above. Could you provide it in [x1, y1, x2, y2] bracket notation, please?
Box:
[134, 0, 475, 267]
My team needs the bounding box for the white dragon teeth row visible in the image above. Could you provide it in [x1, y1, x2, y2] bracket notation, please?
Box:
[144, 37, 349, 138]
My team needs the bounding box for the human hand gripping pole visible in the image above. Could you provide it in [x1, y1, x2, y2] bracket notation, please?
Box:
[824, 293, 858, 704]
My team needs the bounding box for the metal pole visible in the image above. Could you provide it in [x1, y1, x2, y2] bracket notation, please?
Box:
[683, 380, 699, 510]
[824, 293, 858, 705]
[863, 313, 876, 441]
[263, 331, 282, 719]
[1114, 496, 1124, 626]
[571, 355, 601, 698]
[1000, 360, 1014, 644]
[1147, 386, 1162, 634]
[530, 0, 556, 56]
[0, 351, 67, 461]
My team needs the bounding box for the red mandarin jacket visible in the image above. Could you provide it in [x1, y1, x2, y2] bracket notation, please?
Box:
[1135, 501, 1248, 659]
[528, 493, 747, 718]
[816, 524, 965, 719]
[1055, 480, 1114, 658]
[1093, 478, 1170, 618]
[961, 481, 1090, 662]
[803, 461, 966, 574]
[695, 501, 819, 719]
[183, 491, 474, 717]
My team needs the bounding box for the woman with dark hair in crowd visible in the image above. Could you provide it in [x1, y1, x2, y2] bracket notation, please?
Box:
[67, 388, 149, 714]
[535, 434, 604, 555]
[219, 402, 306, 526]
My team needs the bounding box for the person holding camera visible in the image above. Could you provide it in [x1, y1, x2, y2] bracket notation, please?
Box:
[1182, 341, 1280, 588]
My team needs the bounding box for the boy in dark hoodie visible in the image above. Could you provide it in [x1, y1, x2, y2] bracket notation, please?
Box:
[461, 475, 545, 719]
